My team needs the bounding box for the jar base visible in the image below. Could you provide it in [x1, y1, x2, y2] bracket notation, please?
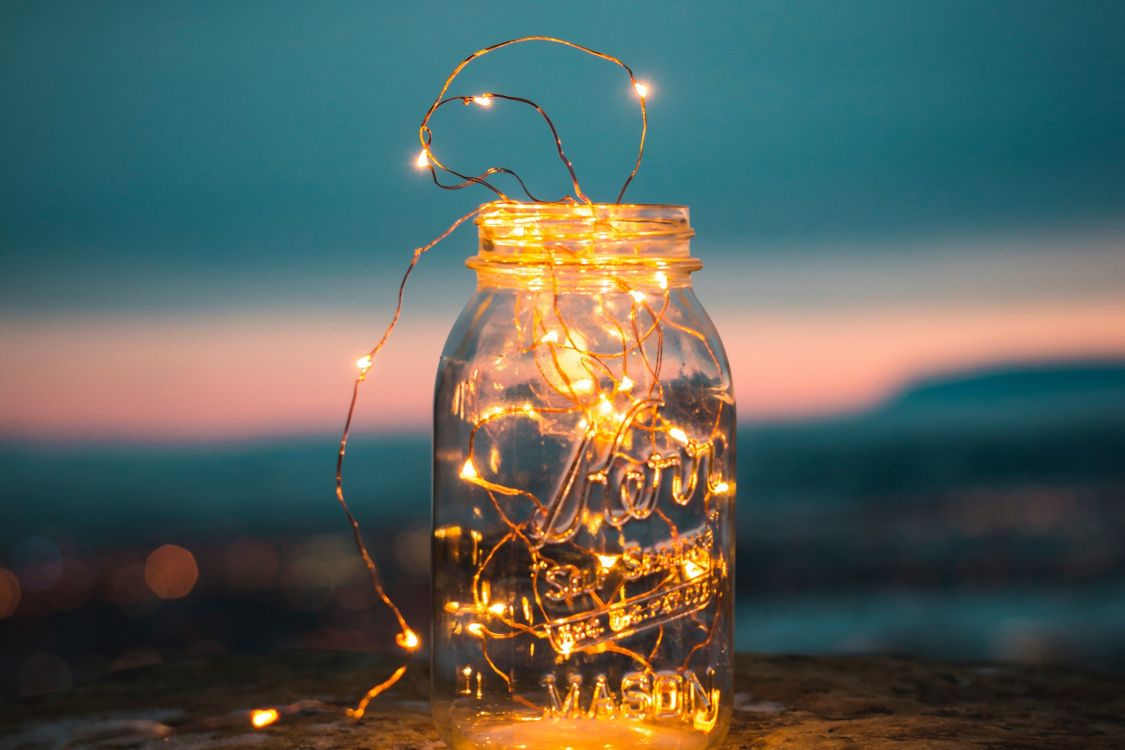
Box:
[434, 706, 726, 750]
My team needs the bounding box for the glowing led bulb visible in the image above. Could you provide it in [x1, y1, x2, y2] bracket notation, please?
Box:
[460, 459, 479, 480]
[618, 375, 635, 391]
[669, 427, 689, 445]
[251, 708, 279, 728]
[712, 481, 731, 495]
[356, 354, 373, 370]
[572, 378, 594, 394]
[540, 330, 559, 344]
[396, 628, 421, 651]
[655, 270, 669, 290]
[629, 289, 646, 303]
[596, 553, 620, 570]
[415, 149, 429, 169]
[634, 81, 649, 98]
[488, 602, 507, 615]
[472, 94, 493, 107]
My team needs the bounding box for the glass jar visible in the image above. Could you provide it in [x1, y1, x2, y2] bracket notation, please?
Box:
[432, 202, 735, 750]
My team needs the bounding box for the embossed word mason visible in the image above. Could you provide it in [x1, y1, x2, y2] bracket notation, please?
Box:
[540, 669, 720, 728]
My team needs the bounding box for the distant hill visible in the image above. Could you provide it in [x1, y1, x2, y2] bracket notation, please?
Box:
[873, 359, 1125, 427]
[884, 359, 1125, 408]
[2, 358, 1124, 547]
[742, 358, 1125, 511]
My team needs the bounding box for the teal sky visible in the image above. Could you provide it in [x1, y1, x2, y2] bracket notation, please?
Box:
[2, 1, 1124, 438]
[2, 1, 1124, 314]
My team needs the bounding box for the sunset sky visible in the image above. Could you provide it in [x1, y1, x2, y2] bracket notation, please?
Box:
[2, 1, 1124, 441]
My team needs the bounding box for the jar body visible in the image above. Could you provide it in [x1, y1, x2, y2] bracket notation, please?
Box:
[432, 204, 735, 750]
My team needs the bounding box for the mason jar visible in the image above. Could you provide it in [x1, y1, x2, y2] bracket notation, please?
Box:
[432, 202, 736, 749]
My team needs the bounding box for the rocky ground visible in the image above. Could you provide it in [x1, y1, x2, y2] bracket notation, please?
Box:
[2, 651, 1123, 749]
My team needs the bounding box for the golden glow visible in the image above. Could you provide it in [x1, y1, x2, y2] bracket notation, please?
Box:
[251, 708, 279, 728]
[396, 628, 421, 651]
[682, 560, 706, 580]
[597, 394, 614, 417]
[331, 37, 735, 738]
[596, 553, 620, 570]
[712, 481, 731, 495]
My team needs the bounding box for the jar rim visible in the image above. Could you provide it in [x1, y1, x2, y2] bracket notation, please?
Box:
[475, 201, 694, 243]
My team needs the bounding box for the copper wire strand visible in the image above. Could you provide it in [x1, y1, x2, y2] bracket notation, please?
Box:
[424, 94, 583, 202]
[335, 206, 481, 647]
[345, 665, 409, 719]
[648, 624, 665, 663]
[419, 36, 646, 204]
[333, 34, 733, 715]
[422, 108, 558, 202]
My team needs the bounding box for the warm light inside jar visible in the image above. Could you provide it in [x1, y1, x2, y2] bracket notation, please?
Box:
[473, 201, 697, 266]
[432, 201, 735, 749]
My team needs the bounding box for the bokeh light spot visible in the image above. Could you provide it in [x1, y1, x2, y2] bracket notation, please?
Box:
[0, 567, 21, 619]
[12, 536, 63, 592]
[251, 707, 279, 728]
[144, 544, 199, 599]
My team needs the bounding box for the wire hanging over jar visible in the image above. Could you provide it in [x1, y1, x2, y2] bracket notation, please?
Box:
[331, 37, 737, 749]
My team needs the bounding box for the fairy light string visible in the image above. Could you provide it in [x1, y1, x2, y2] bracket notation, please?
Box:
[334, 35, 649, 661]
[416, 35, 648, 203]
[320, 35, 729, 732]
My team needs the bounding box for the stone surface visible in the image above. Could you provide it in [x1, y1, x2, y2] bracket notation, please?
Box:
[2, 651, 1123, 749]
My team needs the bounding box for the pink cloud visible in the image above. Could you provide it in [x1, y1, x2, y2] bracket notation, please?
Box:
[719, 299, 1125, 419]
[1, 300, 1123, 441]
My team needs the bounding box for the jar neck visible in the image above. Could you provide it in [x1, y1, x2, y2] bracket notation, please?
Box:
[468, 201, 700, 291]
[471, 261, 698, 292]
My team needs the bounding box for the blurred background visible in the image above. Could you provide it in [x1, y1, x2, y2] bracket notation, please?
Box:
[2, 1, 1124, 698]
